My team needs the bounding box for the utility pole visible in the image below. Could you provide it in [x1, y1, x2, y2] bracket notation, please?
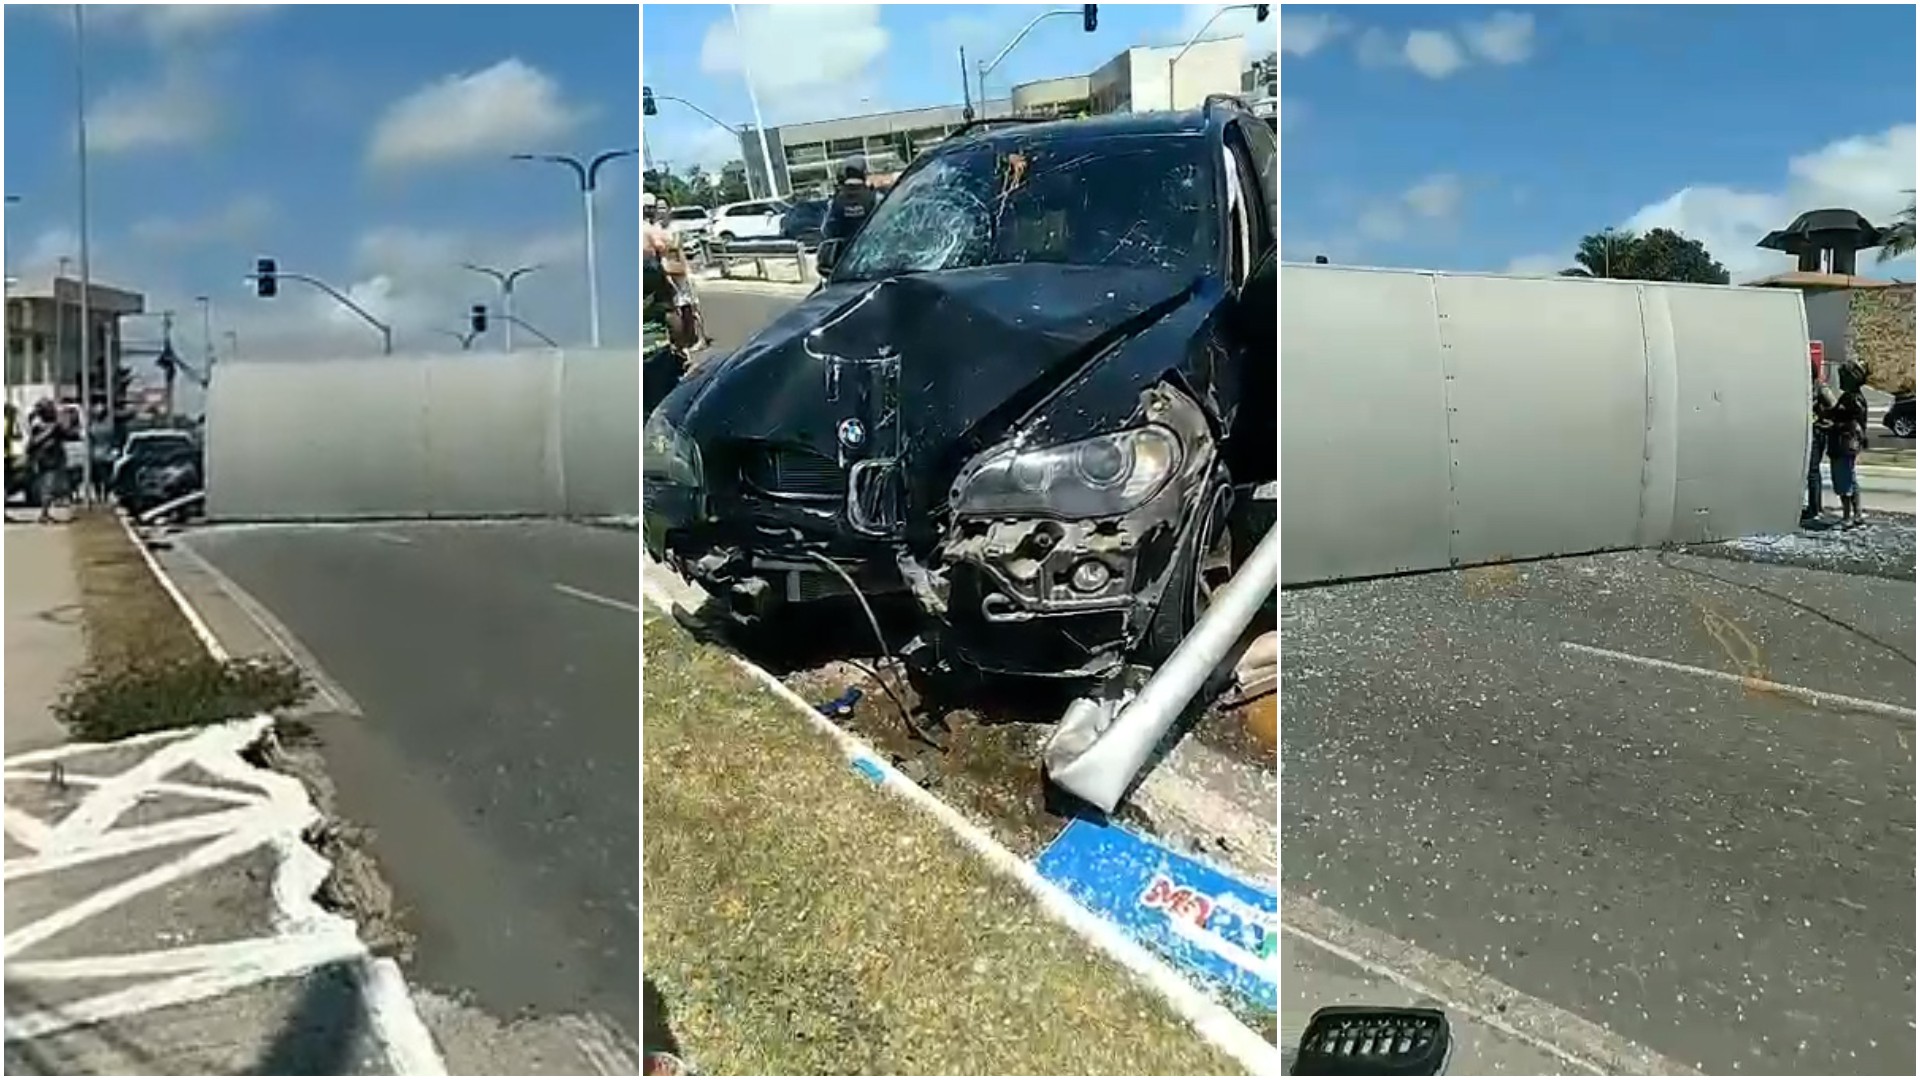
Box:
[195, 294, 215, 378]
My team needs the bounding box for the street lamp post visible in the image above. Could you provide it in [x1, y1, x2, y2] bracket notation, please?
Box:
[729, 4, 782, 201]
[73, 3, 97, 497]
[462, 263, 541, 352]
[512, 149, 636, 349]
[1168, 4, 1268, 112]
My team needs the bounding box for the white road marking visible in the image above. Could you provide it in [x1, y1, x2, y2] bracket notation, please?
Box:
[1283, 892, 1698, 1076]
[1561, 641, 1915, 722]
[554, 582, 641, 615]
[370, 530, 414, 545]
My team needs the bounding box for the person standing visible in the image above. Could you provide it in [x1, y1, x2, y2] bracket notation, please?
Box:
[821, 159, 879, 248]
[1804, 357, 1834, 525]
[88, 403, 116, 504]
[25, 399, 72, 523]
[1827, 359, 1872, 529]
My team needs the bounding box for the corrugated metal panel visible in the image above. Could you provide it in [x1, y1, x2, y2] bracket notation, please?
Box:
[205, 350, 638, 521]
[1280, 265, 1809, 585]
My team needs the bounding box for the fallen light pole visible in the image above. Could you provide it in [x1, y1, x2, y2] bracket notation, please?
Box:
[1045, 521, 1278, 813]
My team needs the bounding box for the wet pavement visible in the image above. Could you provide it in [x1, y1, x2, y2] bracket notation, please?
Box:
[1281, 548, 1915, 1075]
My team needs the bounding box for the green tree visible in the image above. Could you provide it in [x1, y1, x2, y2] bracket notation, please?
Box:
[644, 167, 698, 209]
[1560, 227, 1729, 284]
[1878, 191, 1914, 263]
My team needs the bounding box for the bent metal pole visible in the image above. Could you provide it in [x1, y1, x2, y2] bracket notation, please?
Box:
[1046, 522, 1278, 813]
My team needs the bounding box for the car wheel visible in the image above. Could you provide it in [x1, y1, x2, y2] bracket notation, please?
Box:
[718, 231, 736, 243]
[1894, 414, 1915, 439]
[1139, 469, 1234, 666]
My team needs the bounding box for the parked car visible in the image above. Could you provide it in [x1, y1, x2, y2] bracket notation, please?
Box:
[779, 199, 828, 247]
[710, 199, 788, 243]
[666, 205, 713, 244]
[1882, 394, 1915, 439]
[646, 102, 1277, 680]
[110, 428, 201, 512]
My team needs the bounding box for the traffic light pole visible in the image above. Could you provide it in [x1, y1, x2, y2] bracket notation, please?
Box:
[977, 6, 1096, 109]
[249, 270, 393, 354]
[1168, 4, 1268, 111]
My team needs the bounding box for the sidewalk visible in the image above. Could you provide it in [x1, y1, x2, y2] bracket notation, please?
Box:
[3, 519, 442, 1075]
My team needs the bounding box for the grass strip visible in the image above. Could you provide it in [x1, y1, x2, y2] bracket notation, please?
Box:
[642, 612, 1243, 1076]
[55, 511, 306, 742]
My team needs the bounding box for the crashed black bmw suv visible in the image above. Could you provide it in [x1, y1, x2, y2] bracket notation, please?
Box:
[646, 100, 1275, 679]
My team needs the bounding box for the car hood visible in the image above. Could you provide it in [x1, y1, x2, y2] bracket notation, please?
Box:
[667, 263, 1198, 481]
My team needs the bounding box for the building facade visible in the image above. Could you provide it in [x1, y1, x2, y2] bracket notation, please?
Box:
[740, 38, 1255, 198]
[4, 276, 144, 412]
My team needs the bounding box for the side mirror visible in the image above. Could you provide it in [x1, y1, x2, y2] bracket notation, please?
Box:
[817, 238, 844, 275]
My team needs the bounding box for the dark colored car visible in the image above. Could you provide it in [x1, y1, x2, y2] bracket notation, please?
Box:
[1882, 394, 1915, 439]
[645, 102, 1276, 680]
[780, 198, 828, 247]
[111, 429, 202, 513]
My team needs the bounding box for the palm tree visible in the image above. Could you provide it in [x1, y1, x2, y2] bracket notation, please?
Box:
[1878, 191, 1914, 263]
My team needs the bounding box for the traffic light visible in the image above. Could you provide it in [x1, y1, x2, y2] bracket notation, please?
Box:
[1082, 4, 1097, 32]
[470, 304, 488, 335]
[254, 257, 277, 298]
[1255, 4, 1269, 21]
[643, 86, 657, 116]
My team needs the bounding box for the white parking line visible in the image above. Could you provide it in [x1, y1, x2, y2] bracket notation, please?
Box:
[1283, 892, 1697, 1075]
[1560, 641, 1915, 721]
[553, 583, 641, 615]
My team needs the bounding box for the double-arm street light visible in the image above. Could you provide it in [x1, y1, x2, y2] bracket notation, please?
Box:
[511, 149, 636, 349]
[462, 263, 541, 352]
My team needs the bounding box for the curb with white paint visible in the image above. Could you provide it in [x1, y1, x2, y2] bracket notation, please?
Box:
[118, 515, 449, 1075]
[641, 581, 1281, 1074]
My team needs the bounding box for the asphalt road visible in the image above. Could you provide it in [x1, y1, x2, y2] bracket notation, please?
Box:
[180, 521, 639, 1043]
[1282, 550, 1915, 1075]
[693, 284, 802, 359]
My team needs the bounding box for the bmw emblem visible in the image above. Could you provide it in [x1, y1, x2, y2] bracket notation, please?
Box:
[837, 417, 867, 449]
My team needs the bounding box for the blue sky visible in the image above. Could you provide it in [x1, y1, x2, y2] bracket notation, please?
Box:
[5, 3, 639, 381]
[1282, 5, 1917, 282]
[641, 3, 1275, 174]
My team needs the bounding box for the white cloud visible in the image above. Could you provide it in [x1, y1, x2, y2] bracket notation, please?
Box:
[132, 195, 276, 249]
[367, 59, 585, 171]
[1503, 253, 1566, 277]
[700, 4, 888, 123]
[138, 4, 273, 41]
[1404, 174, 1465, 221]
[88, 63, 219, 153]
[1622, 124, 1916, 280]
[1337, 173, 1470, 251]
[1282, 12, 1347, 57]
[1463, 11, 1535, 65]
[1403, 30, 1467, 79]
[1357, 11, 1536, 78]
[649, 124, 747, 175]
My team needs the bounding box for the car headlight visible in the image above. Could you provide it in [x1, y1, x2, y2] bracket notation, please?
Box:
[642, 410, 702, 488]
[952, 426, 1182, 519]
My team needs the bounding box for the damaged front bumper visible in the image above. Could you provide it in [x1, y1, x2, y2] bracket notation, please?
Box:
[647, 385, 1221, 680]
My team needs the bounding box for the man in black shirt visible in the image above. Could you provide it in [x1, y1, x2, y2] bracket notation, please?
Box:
[821, 159, 879, 246]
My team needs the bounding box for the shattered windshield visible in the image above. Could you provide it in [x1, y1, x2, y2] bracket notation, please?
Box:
[832, 134, 1215, 282]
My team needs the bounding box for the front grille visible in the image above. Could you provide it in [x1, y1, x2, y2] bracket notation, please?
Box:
[743, 446, 845, 499]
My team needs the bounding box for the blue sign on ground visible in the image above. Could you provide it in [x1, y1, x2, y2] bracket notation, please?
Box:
[1034, 818, 1277, 1011]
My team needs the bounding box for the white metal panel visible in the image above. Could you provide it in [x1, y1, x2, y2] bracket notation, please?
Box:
[1280, 264, 1809, 584]
[1279, 265, 1453, 585]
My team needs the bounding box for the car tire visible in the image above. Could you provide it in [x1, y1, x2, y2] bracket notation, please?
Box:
[1138, 468, 1235, 666]
[718, 231, 736, 244]
[1893, 414, 1915, 439]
